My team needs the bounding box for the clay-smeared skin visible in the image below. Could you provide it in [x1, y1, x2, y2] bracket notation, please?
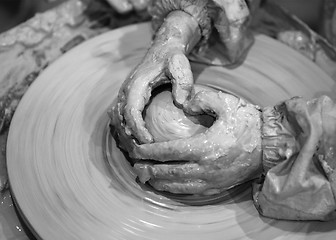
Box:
[111, 3, 259, 196]
[144, 86, 214, 142]
[112, 11, 201, 144]
[133, 90, 262, 195]
[113, 86, 263, 195]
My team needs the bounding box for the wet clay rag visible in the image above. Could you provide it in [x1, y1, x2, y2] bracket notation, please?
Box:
[253, 95, 336, 221]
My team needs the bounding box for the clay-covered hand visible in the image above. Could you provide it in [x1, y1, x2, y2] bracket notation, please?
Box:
[111, 10, 202, 144]
[129, 89, 262, 195]
[106, 0, 150, 14]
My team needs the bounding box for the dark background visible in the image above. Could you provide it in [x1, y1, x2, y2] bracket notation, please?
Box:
[0, 0, 324, 34]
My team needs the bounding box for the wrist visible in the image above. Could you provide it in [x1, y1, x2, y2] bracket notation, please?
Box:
[149, 0, 210, 52]
[152, 11, 202, 54]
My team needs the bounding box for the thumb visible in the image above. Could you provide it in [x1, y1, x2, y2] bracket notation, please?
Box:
[167, 53, 194, 106]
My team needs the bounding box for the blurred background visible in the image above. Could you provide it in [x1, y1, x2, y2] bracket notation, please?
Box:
[0, 0, 66, 33]
[0, 0, 326, 34]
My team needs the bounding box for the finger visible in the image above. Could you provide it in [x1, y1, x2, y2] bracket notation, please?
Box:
[149, 179, 210, 195]
[132, 124, 239, 161]
[135, 147, 262, 194]
[167, 53, 194, 106]
[110, 105, 136, 153]
[106, 0, 133, 14]
[134, 144, 256, 181]
[132, 132, 216, 161]
[184, 90, 240, 118]
[134, 162, 206, 183]
[123, 64, 166, 143]
[134, 160, 243, 190]
[128, 0, 149, 11]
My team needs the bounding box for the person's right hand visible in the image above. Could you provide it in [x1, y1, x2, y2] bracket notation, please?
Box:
[106, 0, 150, 14]
[131, 90, 263, 195]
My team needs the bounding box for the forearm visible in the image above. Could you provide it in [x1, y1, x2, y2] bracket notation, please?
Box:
[152, 11, 201, 54]
[149, 0, 211, 52]
[147, 10, 202, 63]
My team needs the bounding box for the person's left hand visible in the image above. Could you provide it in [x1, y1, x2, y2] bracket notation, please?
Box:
[111, 10, 202, 145]
[106, 0, 150, 13]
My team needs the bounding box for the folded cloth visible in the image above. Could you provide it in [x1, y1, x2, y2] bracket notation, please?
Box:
[253, 95, 336, 221]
